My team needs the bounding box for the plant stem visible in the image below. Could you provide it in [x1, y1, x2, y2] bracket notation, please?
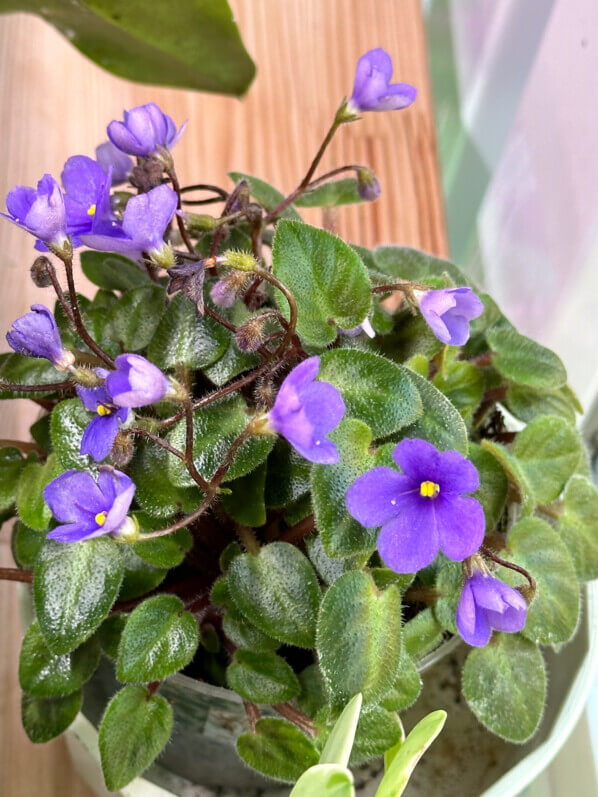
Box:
[254, 267, 297, 360]
[0, 380, 73, 393]
[243, 701, 261, 733]
[273, 703, 315, 736]
[236, 524, 260, 555]
[46, 260, 76, 325]
[135, 491, 217, 540]
[183, 398, 211, 491]
[280, 515, 315, 544]
[127, 427, 187, 461]
[0, 439, 44, 455]
[167, 164, 196, 255]
[480, 545, 537, 598]
[0, 567, 33, 583]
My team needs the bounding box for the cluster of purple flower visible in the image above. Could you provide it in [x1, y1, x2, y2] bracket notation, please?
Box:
[1, 49, 525, 648]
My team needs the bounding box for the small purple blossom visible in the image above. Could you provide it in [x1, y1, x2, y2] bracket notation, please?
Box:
[107, 102, 186, 158]
[105, 354, 171, 408]
[44, 467, 135, 543]
[456, 572, 528, 647]
[2, 174, 67, 247]
[79, 183, 177, 260]
[340, 318, 375, 338]
[418, 288, 484, 346]
[61, 155, 114, 246]
[346, 438, 484, 573]
[95, 141, 133, 184]
[210, 279, 237, 309]
[269, 357, 345, 464]
[77, 371, 131, 462]
[356, 168, 381, 201]
[6, 305, 74, 370]
[349, 48, 417, 113]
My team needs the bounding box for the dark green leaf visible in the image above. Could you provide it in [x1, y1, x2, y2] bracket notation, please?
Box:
[480, 439, 535, 516]
[11, 520, 44, 568]
[486, 326, 567, 390]
[348, 705, 403, 765]
[222, 604, 280, 653]
[228, 172, 301, 220]
[0, 446, 28, 513]
[80, 251, 151, 291]
[227, 650, 300, 703]
[129, 439, 203, 518]
[118, 545, 168, 600]
[228, 542, 321, 648]
[468, 443, 508, 532]
[147, 292, 228, 371]
[272, 221, 372, 347]
[109, 285, 165, 350]
[51, 399, 96, 470]
[558, 475, 598, 581]
[463, 634, 546, 742]
[374, 246, 471, 285]
[131, 515, 192, 567]
[400, 369, 468, 454]
[236, 718, 319, 782]
[505, 384, 578, 425]
[0, 352, 63, 399]
[16, 454, 62, 530]
[432, 359, 484, 425]
[295, 178, 362, 208]
[98, 614, 128, 660]
[221, 463, 267, 526]
[30, 414, 53, 452]
[19, 621, 100, 697]
[381, 650, 422, 712]
[99, 685, 173, 791]
[403, 608, 444, 659]
[22, 690, 82, 743]
[34, 537, 123, 654]
[318, 350, 422, 439]
[317, 572, 401, 707]
[265, 439, 311, 508]
[117, 594, 198, 683]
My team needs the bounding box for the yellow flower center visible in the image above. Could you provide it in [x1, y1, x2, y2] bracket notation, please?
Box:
[97, 404, 112, 416]
[95, 511, 107, 526]
[420, 480, 440, 499]
[87, 203, 96, 217]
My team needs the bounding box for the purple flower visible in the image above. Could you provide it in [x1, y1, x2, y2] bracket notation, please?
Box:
[95, 141, 133, 184]
[356, 168, 381, 201]
[105, 354, 171, 408]
[456, 572, 528, 647]
[6, 304, 74, 370]
[61, 155, 114, 246]
[418, 288, 484, 346]
[346, 438, 484, 573]
[340, 318, 375, 338]
[77, 371, 131, 462]
[210, 279, 237, 308]
[2, 174, 67, 247]
[44, 467, 135, 543]
[107, 102, 186, 158]
[349, 49, 417, 113]
[79, 184, 177, 260]
[268, 357, 345, 464]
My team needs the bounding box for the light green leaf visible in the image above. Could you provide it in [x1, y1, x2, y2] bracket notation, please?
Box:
[480, 439, 535, 516]
[463, 634, 546, 743]
[512, 415, 581, 503]
[22, 690, 82, 743]
[272, 221, 372, 347]
[505, 517, 580, 645]
[374, 246, 471, 285]
[505, 384, 578, 425]
[318, 350, 422, 439]
[375, 710, 446, 797]
[486, 326, 567, 389]
[349, 705, 403, 765]
[306, 535, 367, 586]
[226, 650, 300, 704]
[558, 475, 598, 581]
[11, 520, 45, 568]
[319, 693, 363, 767]
[381, 651, 422, 712]
[468, 443, 508, 532]
[432, 359, 484, 425]
[236, 718, 319, 782]
[19, 621, 100, 698]
[228, 542, 321, 648]
[117, 594, 198, 683]
[99, 685, 173, 791]
[80, 251, 151, 291]
[317, 572, 401, 707]
[400, 369, 468, 454]
[403, 608, 444, 660]
[222, 604, 280, 654]
[291, 764, 355, 797]
[34, 537, 123, 654]
[147, 292, 228, 371]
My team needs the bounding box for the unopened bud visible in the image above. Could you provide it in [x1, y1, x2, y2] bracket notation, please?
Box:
[130, 160, 164, 192]
[185, 213, 219, 234]
[235, 315, 267, 353]
[111, 430, 135, 468]
[149, 242, 176, 269]
[114, 515, 140, 542]
[356, 168, 381, 201]
[253, 380, 277, 410]
[70, 366, 103, 387]
[222, 249, 258, 273]
[30, 255, 54, 288]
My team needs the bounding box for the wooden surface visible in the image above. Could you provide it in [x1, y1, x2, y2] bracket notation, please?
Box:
[0, 2, 446, 794]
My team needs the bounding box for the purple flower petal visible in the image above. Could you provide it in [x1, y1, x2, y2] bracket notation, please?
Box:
[392, 438, 441, 483]
[46, 520, 100, 543]
[346, 467, 416, 527]
[457, 572, 528, 646]
[106, 354, 171, 408]
[121, 184, 177, 254]
[377, 497, 441, 573]
[6, 304, 71, 368]
[350, 48, 417, 113]
[80, 414, 121, 461]
[95, 141, 133, 184]
[419, 288, 484, 346]
[107, 102, 184, 157]
[4, 174, 67, 245]
[436, 495, 485, 561]
[98, 468, 136, 533]
[43, 470, 105, 523]
[302, 381, 346, 433]
[456, 581, 492, 647]
[436, 450, 480, 494]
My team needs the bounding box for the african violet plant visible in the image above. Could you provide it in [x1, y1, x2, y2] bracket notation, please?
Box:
[1, 47, 597, 792]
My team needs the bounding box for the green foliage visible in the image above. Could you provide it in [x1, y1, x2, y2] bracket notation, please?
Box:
[228, 542, 321, 648]
[403, 608, 444, 660]
[16, 454, 62, 530]
[380, 650, 422, 712]
[272, 221, 372, 346]
[0, 353, 62, 398]
[51, 399, 95, 469]
[229, 172, 302, 220]
[317, 572, 402, 707]
[80, 252, 151, 291]
[221, 463, 267, 526]
[265, 439, 311, 508]
[486, 325, 567, 389]
[99, 685, 173, 791]
[291, 764, 355, 797]
[318, 350, 422, 438]
[22, 690, 82, 743]
[295, 178, 363, 208]
[117, 595, 198, 682]
[463, 634, 546, 743]
[373, 246, 471, 285]
[319, 693, 363, 767]
[401, 369, 468, 454]
[558, 475, 598, 580]
[468, 443, 508, 532]
[109, 284, 165, 350]
[480, 439, 536, 516]
[34, 537, 123, 654]
[236, 718, 319, 782]
[0, 447, 30, 513]
[226, 650, 300, 703]
[11, 520, 44, 568]
[118, 545, 168, 600]
[129, 439, 203, 518]
[19, 621, 100, 698]
[131, 518, 192, 568]
[6, 0, 255, 96]
[432, 357, 484, 425]
[505, 384, 578, 425]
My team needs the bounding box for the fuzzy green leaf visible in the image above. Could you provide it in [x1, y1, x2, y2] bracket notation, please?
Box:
[131, 516, 192, 568]
[468, 443, 508, 532]
[317, 572, 401, 707]
[0, 353, 62, 398]
[228, 542, 321, 648]
[108, 284, 165, 351]
[403, 608, 444, 660]
[505, 384, 578, 425]
[19, 621, 100, 698]
[432, 359, 484, 425]
[99, 685, 173, 791]
[51, 399, 96, 470]
[265, 439, 311, 508]
[272, 221, 372, 346]
[129, 439, 203, 518]
[480, 439, 535, 516]
[16, 454, 62, 530]
[22, 690, 82, 743]
[34, 537, 123, 654]
[463, 634, 546, 743]
[400, 369, 468, 454]
[222, 604, 280, 653]
[558, 475, 598, 581]
[236, 718, 319, 782]
[486, 326, 567, 389]
[221, 463, 267, 526]
[381, 651, 422, 712]
[118, 545, 168, 600]
[11, 520, 44, 568]
[373, 246, 471, 285]
[226, 650, 300, 703]
[80, 251, 151, 291]
[117, 594, 198, 683]
[0, 447, 29, 513]
[318, 350, 422, 439]
[98, 614, 127, 660]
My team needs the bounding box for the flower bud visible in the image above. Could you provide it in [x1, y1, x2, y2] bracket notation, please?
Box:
[222, 249, 258, 273]
[184, 213, 219, 234]
[149, 242, 176, 269]
[70, 367, 103, 387]
[111, 430, 135, 468]
[30, 255, 54, 288]
[235, 315, 267, 353]
[114, 514, 140, 542]
[130, 159, 165, 192]
[356, 168, 381, 201]
[254, 379, 276, 410]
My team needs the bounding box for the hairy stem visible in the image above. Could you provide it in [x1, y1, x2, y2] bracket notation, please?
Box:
[243, 701, 261, 733]
[480, 545, 537, 598]
[0, 380, 73, 394]
[273, 703, 315, 736]
[0, 567, 33, 583]
[183, 398, 211, 491]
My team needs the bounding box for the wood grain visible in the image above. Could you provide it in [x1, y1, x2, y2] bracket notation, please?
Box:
[0, 2, 446, 793]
